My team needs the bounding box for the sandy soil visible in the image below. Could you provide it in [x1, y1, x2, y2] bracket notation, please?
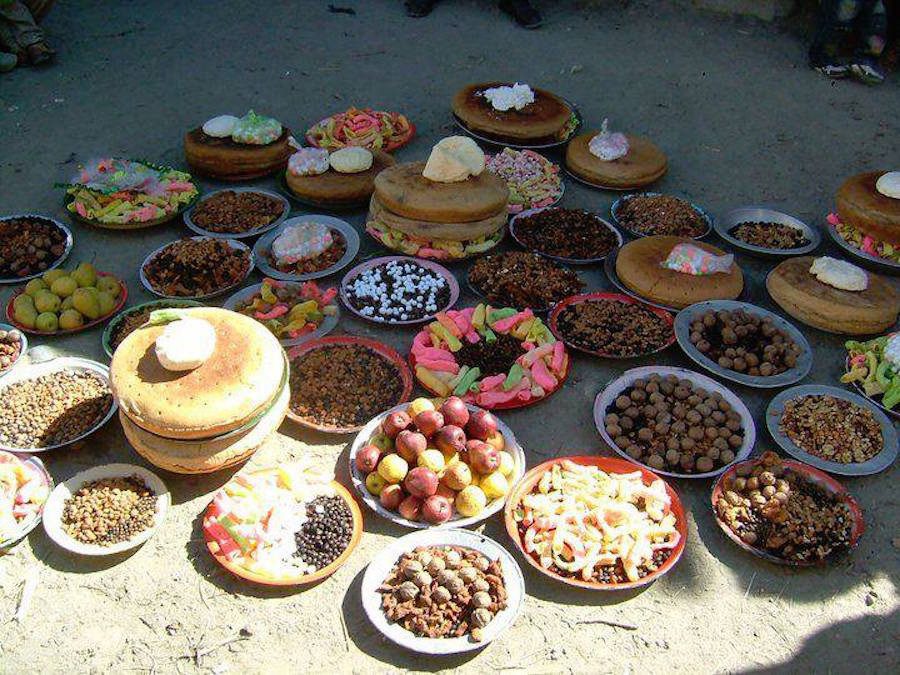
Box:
[0, 1, 897, 673]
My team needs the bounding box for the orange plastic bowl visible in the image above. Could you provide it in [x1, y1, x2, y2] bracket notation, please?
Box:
[504, 455, 688, 591]
[203, 473, 363, 586]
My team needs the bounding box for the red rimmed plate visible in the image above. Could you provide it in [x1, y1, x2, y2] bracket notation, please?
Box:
[504, 455, 688, 591]
[711, 457, 865, 567]
[286, 335, 414, 433]
[203, 471, 363, 586]
[5, 272, 128, 336]
[548, 292, 675, 358]
[305, 111, 416, 153]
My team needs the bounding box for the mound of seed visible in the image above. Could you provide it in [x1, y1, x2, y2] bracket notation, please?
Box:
[514, 208, 618, 260]
[191, 190, 285, 233]
[716, 452, 853, 563]
[616, 194, 706, 237]
[556, 299, 672, 356]
[0, 217, 68, 279]
[61, 475, 157, 546]
[780, 395, 883, 464]
[289, 344, 404, 428]
[730, 221, 808, 250]
[345, 260, 451, 322]
[269, 232, 347, 276]
[0, 328, 23, 373]
[294, 495, 353, 571]
[456, 332, 523, 377]
[0, 370, 112, 448]
[109, 303, 195, 351]
[143, 238, 251, 297]
[468, 251, 583, 310]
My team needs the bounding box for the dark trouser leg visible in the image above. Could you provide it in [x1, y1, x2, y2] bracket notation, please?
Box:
[854, 0, 887, 57]
[809, 0, 859, 67]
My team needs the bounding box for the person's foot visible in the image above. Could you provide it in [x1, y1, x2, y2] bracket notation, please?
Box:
[813, 62, 851, 79]
[499, 0, 542, 29]
[850, 58, 885, 85]
[405, 0, 435, 17]
[25, 41, 55, 66]
[0, 52, 17, 73]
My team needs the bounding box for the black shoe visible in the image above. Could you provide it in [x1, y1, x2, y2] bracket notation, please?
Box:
[499, 0, 542, 29]
[405, 0, 435, 17]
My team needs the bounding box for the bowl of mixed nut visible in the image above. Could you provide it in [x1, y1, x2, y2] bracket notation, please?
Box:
[0, 214, 73, 284]
[140, 236, 254, 300]
[712, 452, 864, 566]
[714, 206, 820, 257]
[0, 324, 27, 377]
[610, 193, 712, 240]
[184, 188, 289, 240]
[765, 384, 898, 476]
[42, 463, 170, 556]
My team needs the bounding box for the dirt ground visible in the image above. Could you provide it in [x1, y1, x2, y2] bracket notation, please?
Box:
[0, 1, 898, 673]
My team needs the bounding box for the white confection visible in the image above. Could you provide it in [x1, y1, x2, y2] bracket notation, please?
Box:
[348, 261, 446, 321]
[288, 148, 330, 176]
[272, 222, 333, 264]
[155, 318, 217, 371]
[482, 83, 535, 112]
[202, 115, 239, 138]
[588, 118, 630, 161]
[875, 171, 900, 199]
[883, 334, 900, 368]
[809, 256, 868, 292]
[422, 136, 485, 183]
[329, 147, 373, 174]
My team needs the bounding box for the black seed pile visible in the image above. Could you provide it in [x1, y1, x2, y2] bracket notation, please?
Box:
[294, 495, 353, 571]
[456, 332, 524, 377]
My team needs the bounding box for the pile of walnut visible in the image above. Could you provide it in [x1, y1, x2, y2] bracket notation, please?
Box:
[379, 545, 507, 641]
[715, 452, 853, 563]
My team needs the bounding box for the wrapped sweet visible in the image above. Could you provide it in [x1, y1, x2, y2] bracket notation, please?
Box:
[231, 110, 283, 145]
[288, 148, 330, 177]
[662, 243, 734, 275]
[271, 222, 334, 266]
[588, 119, 629, 161]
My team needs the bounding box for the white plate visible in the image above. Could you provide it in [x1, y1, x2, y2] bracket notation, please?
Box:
[593, 366, 756, 479]
[361, 528, 525, 654]
[349, 403, 525, 529]
[42, 463, 170, 556]
[184, 187, 290, 240]
[140, 236, 255, 300]
[0, 451, 52, 551]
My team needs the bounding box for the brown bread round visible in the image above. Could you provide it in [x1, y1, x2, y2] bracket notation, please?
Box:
[368, 195, 506, 242]
[452, 82, 572, 142]
[285, 150, 394, 207]
[836, 171, 900, 246]
[184, 127, 292, 180]
[566, 132, 667, 189]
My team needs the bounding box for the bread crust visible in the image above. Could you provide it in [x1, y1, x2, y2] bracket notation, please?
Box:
[565, 132, 667, 189]
[184, 127, 292, 180]
[285, 150, 394, 206]
[452, 82, 572, 142]
[368, 195, 506, 242]
[836, 171, 900, 246]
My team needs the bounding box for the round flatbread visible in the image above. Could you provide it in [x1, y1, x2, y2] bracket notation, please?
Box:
[368, 195, 506, 242]
[286, 150, 394, 206]
[836, 171, 900, 246]
[566, 132, 667, 189]
[767, 256, 899, 335]
[374, 161, 508, 223]
[184, 127, 293, 180]
[110, 307, 285, 439]
[120, 382, 289, 474]
[452, 82, 572, 142]
[616, 236, 743, 309]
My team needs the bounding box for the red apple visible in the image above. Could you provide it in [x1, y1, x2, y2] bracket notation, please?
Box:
[435, 483, 457, 500]
[355, 445, 382, 474]
[414, 410, 444, 437]
[395, 430, 428, 463]
[404, 467, 438, 499]
[398, 495, 423, 521]
[383, 411, 412, 439]
[379, 484, 404, 510]
[466, 410, 499, 441]
[440, 396, 470, 428]
[434, 425, 466, 455]
[422, 495, 453, 524]
[467, 439, 500, 475]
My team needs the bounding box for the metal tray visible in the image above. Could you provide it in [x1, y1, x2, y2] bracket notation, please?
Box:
[509, 206, 623, 265]
[140, 236, 255, 300]
[0, 214, 73, 284]
[714, 206, 820, 258]
[254, 215, 360, 282]
[823, 217, 900, 276]
[184, 187, 290, 240]
[610, 192, 712, 240]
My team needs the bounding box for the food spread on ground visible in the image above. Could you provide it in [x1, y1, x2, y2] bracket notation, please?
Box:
[142, 238, 251, 297]
[484, 148, 562, 213]
[0, 452, 50, 546]
[184, 111, 292, 180]
[843, 334, 900, 411]
[285, 146, 395, 207]
[410, 304, 568, 409]
[715, 453, 855, 563]
[204, 465, 353, 580]
[603, 373, 744, 474]
[831, 171, 900, 265]
[512, 208, 618, 261]
[687, 308, 803, 377]
[0, 216, 69, 280]
[357, 398, 517, 523]
[615, 194, 707, 238]
[61, 475, 157, 546]
[0, 370, 113, 449]
[344, 259, 452, 323]
[616, 236, 744, 309]
[729, 221, 808, 250]
[378, 544, 507, 641]
[234, 279, 337, 341]
[766, 256, 899, 335]
[289, 341, 407, 429]
[9, 263, 123, 333]
[779, 395, 883, 464]
[512, 460, 680, 583]
[306, 108, 414, 152]
[468, 252, 583, 310]
[554, 297, 673, 357]
[265, 221, 348, 276]
[190, 190, 285, 234]
[61, 158, 198, 226]
[565, 122, 667, 189]
[0, 328, 23, 374]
